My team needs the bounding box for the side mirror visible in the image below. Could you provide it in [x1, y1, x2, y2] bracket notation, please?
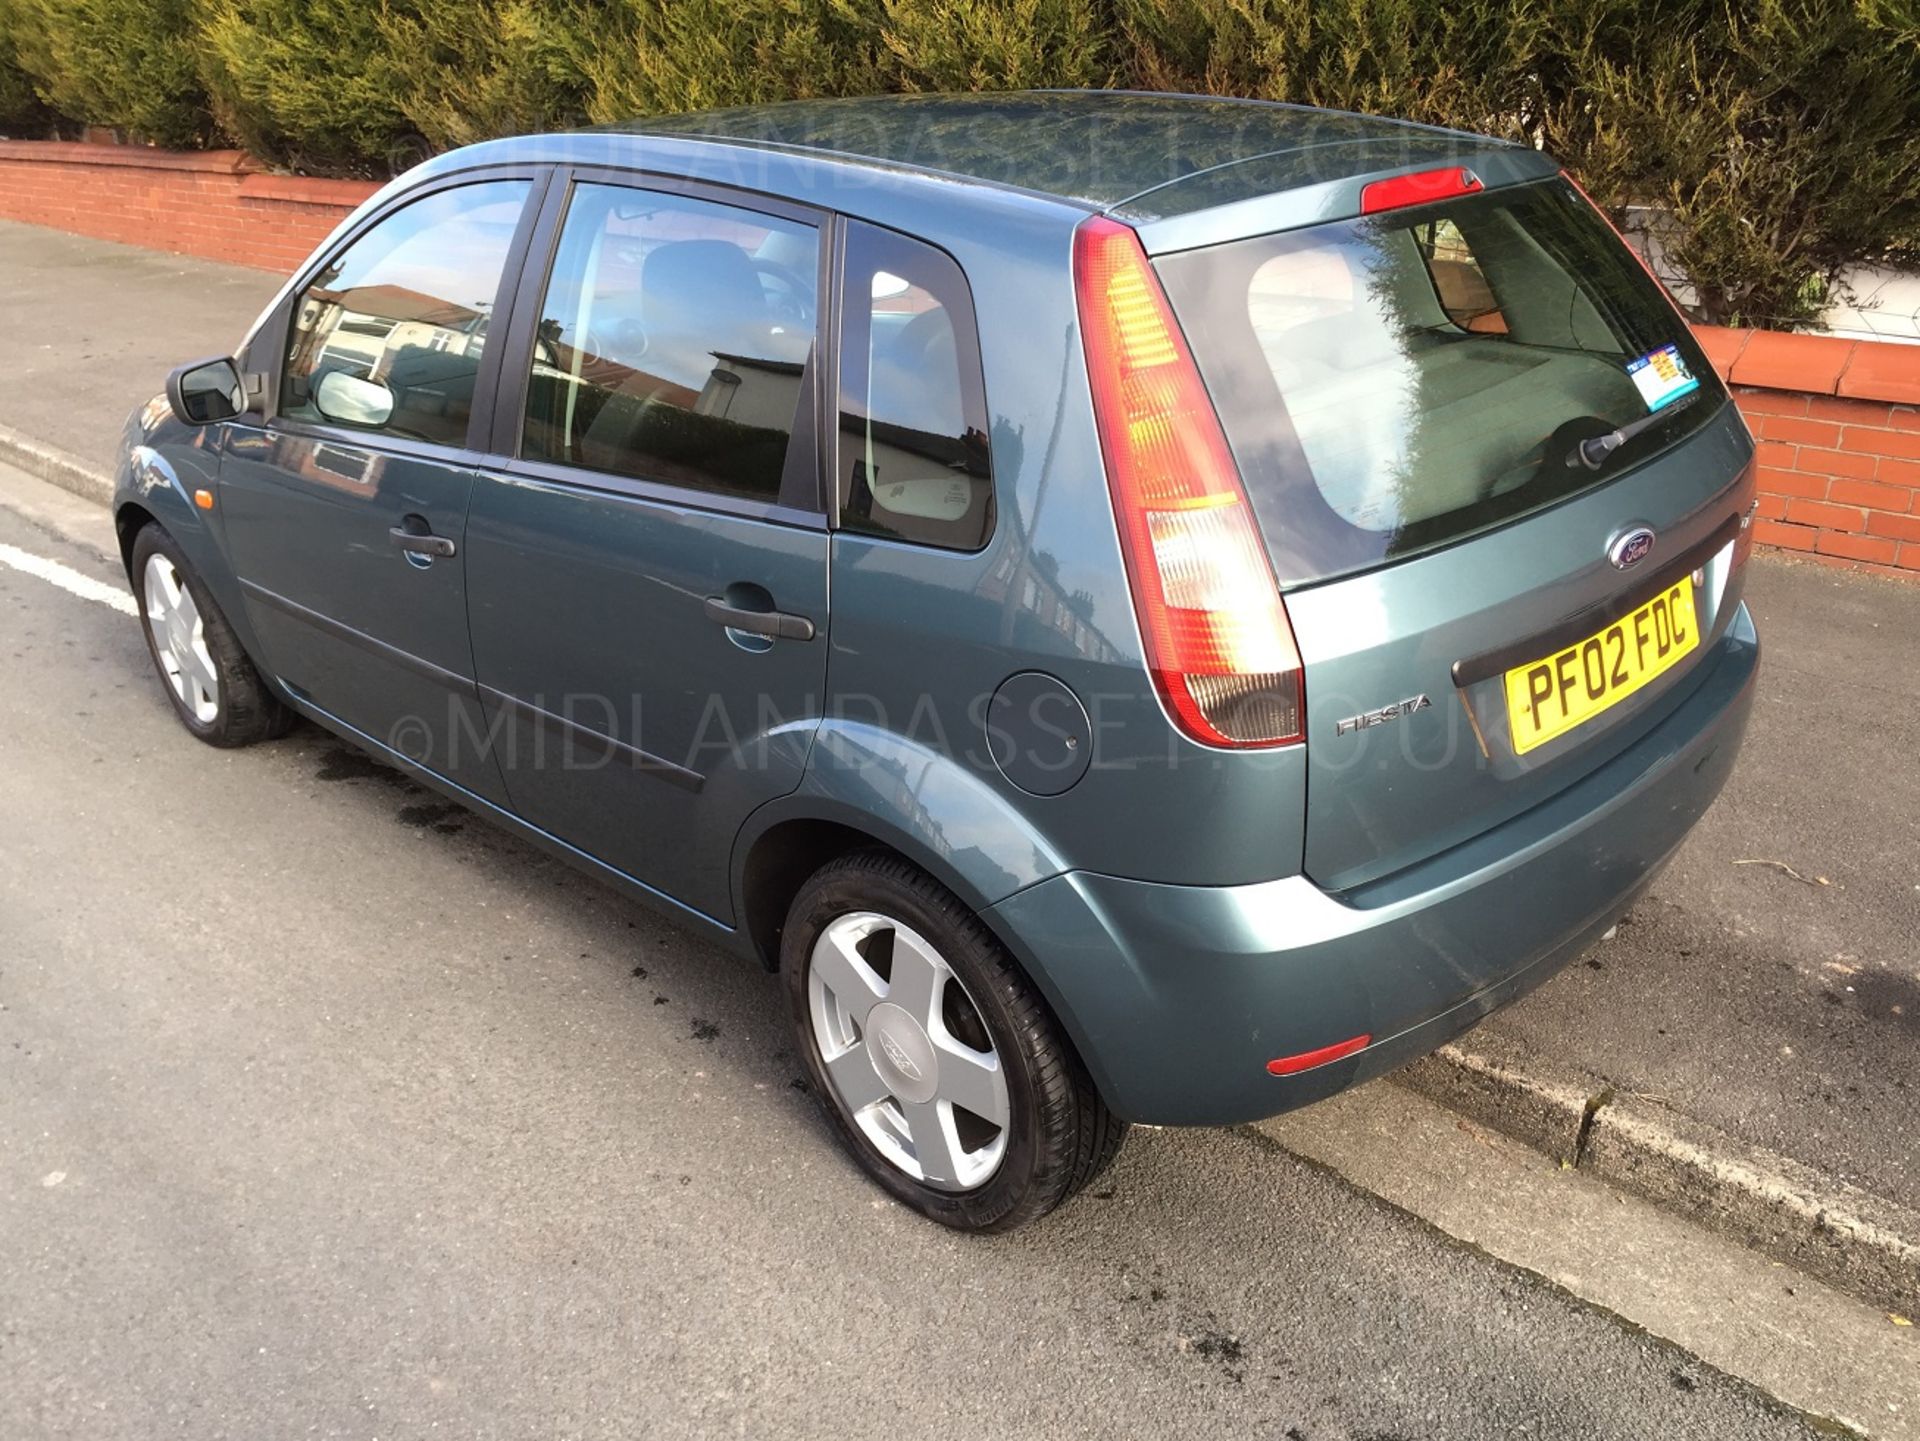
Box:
[165, 357, 245, 426]
[314, 369, 395, 428]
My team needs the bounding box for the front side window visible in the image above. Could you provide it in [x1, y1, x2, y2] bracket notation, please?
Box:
[1156, 177, 1727, 584]
[522, 183, 819, 504]
[281, 180, 531, 447]
[837, 222, 994, 551]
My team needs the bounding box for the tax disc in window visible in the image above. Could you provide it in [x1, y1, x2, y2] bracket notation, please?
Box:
[1627, 343, 1700, 412]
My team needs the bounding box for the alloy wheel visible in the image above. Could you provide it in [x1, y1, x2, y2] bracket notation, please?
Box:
[143, 552, 219, 724]
[807, 910, 1011, 1191]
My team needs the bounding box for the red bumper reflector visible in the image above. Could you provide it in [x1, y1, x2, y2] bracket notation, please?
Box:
[1266, 1033, 1371, 1076]
[1360, 166, 1483, 214]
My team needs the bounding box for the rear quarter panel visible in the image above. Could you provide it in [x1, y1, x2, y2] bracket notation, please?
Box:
[817, 182, 1310, 892]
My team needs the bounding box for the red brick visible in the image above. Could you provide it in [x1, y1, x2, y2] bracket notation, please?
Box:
[1903, 541, 1920, 570]
[1755, 416, 1842, 447]
[1752, 518, 1817, 552]
[1867, 511, 1920, 543]
[1796, 446, 1879, 480]
[1753, 493, 1788, 520]
[1754, 466, 1828, 500]
[1878, 457, 1920, 489]
[1829, 478, 1912, 512]
[1784, 498, 1867, 531]
[1845, 427, 1920, 461]
[1754, 440, 1798, 470]
[1890, 407, 1920, 433]
[1816, 531, 1899, 565]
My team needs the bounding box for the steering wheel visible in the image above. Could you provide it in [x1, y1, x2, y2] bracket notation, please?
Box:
[753, 259, 816, 328]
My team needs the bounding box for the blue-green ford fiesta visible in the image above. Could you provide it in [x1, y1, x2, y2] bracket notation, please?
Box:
[117, 91, 1758, 1230]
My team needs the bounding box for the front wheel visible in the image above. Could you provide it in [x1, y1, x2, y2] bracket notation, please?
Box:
[781, 851, 1126, 1232]
[131, 524, 293, 748]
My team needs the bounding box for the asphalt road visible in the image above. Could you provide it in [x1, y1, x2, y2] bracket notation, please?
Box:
[0, 480, 1845, 1439]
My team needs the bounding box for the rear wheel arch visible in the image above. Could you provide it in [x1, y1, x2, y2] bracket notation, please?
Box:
[734, 808, 1128, 1116]
[736, 813, 1002, 972]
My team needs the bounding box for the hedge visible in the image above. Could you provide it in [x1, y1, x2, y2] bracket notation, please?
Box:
[0, 0, 1915, 329]
[0, 0, 211, 146]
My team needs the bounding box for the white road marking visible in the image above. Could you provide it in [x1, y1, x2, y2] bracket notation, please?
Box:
[0, 541, 137, 617]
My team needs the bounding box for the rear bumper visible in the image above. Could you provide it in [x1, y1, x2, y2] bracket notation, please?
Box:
[988, 602, 1759, 1126]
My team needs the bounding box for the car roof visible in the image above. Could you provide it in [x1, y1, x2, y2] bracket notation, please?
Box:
[593, 90, 1523, 221]
[595, 93, 1512, 215]
[401, 90, 1551, 256]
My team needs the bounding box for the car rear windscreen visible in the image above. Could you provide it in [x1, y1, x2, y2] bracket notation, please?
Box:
[1154, 176, 1728, 586]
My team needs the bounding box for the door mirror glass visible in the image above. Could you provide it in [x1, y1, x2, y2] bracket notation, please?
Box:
[165, 357, 244, 426]
[313, 369, 396, 428]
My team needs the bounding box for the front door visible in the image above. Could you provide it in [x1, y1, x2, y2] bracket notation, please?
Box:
[465, 176, 830, 920]
[221, 177, 538, 804]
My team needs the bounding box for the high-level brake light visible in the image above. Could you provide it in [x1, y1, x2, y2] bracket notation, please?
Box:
[1360, 165, 1483, 215]
[1072, 216, 1305, 748]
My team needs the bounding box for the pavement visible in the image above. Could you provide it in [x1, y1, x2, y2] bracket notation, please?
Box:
[2, 216, 1918, 1435]
[0, 219, 280, 489]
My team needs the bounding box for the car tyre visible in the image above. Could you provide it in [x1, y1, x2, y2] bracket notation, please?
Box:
[782, 849, 1127, 1232]
[131, 524, 293, 748]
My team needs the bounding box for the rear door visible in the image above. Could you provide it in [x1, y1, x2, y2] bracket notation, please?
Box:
[463, 173, 830, 922]
[220, 174, 541, 805]
[1156, 174, 1756, 892]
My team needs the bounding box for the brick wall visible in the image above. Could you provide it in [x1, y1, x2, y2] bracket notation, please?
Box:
[1696, 327, 1920, 579]
[0, 141, 379, 273]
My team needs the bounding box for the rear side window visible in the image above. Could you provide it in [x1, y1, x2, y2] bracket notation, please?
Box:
[281, 180, 531, 447]
[1155, 177, 1728, 585]
[521, 182, 819, 505]
[836, 222, 993, 551]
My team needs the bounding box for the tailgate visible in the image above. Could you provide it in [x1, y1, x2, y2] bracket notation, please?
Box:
[1153, 170, 1756, 891]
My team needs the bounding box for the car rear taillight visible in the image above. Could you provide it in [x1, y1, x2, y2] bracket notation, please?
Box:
[1073, 216, 1304, 748]
[1360, 165, 1483, 215]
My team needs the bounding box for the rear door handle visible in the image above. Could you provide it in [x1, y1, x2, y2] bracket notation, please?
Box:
[389, 526, 456, 559]
[703, 596, 815, 642]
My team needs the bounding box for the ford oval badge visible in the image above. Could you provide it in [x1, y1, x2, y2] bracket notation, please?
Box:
[1608, 526, 1656, 570]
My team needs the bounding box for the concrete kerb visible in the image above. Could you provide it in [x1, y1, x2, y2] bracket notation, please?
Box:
[0, 424, 112, 507]
[1395, 1035, 1920, 1318]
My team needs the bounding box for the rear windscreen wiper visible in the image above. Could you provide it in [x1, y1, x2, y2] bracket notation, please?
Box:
[1568, 393, 1699, 470]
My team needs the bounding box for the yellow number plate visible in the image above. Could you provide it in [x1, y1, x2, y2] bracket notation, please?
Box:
[1503, 578, 1699, 755]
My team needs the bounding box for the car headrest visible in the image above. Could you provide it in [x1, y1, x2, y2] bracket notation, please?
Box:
[640, 240, 772, 359]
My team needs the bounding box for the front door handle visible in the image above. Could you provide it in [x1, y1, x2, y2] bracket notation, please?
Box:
[389, 525, 456, 559]
[703, 596, 815, 642]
